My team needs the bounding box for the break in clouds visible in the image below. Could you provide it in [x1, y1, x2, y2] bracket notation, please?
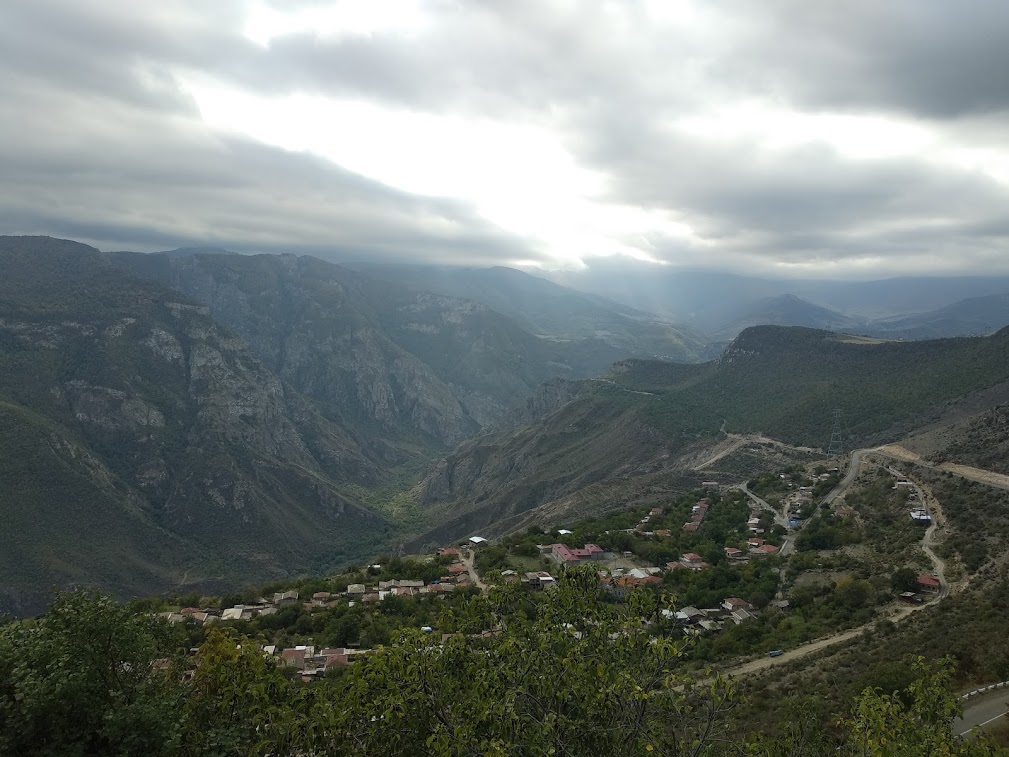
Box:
[3, 0, 1009, 276]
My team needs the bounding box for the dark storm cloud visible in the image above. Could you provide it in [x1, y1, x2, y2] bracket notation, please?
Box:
[728, 0, 1009, 119]
[4, 0, 1009, 274]
[0, 0, 528, 262]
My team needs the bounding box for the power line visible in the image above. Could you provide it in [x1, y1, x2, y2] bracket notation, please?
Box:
[827, 408, 844, 457]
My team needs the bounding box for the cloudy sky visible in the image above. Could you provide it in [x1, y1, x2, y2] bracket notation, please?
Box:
[3, 0, 1009, 277]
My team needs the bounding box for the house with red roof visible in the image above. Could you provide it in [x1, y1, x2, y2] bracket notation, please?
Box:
[917, 574, 941, 592]
[549, 543, 605, 565]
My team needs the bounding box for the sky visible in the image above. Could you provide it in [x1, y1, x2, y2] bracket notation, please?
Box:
[3, 0, 1009, 277]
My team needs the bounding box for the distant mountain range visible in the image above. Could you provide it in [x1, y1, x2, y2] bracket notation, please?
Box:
[6, 234, 1009, 614]
[545, 262, 1009, 339]
[349, 263, 707, 361]
[0, 236, 703, 614]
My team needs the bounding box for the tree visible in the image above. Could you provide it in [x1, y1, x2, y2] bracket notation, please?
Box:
[301, 568, 739, 755]
[891, 567, 919, 594]
[0, 589, 186, 755]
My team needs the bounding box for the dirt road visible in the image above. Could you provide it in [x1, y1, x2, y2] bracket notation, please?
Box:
[461, 549, 488, 592]
[724, 449, 949, 678]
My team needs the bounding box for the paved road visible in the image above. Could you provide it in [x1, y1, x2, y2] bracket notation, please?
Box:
[822, 449, 867, 505]
[956, 690, 1009, 737]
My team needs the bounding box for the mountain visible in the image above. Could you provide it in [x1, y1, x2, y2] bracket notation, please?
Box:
[409, 325, 1009, 547]
[1, 236, 719, 614]
[110, 251, 668, 434]
[0, 237, 411, 614]
[350, 263, 706, 361]
[866, 292, 1009, 340]
[707, 294, 863, 341]
[547, 261, 1009, 329]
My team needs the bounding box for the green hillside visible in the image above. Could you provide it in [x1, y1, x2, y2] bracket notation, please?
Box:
[414, 326, 1009, 545]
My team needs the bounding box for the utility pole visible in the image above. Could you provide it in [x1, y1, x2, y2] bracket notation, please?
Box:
[827, 408, 844, 457]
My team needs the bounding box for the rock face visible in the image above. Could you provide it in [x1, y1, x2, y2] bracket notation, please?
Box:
[0, 236, 707, 615]
[0, 237, 389, 614]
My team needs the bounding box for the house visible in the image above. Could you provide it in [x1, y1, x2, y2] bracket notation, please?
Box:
[731, 608, 756, 624]
[312, 592, 332, 601]
[755, 544, 780, 556]
[722, 597, 752, 612]
[917, 574, 941, 592]
[280, 648, 307, 669]
[438, 547, 460, 557]
[746, 538, 764, 549]
[557, 529, 573, 535]
[675, 606, 703, 623]
[724, 547, 747, 561]
[698, 619, 722, 632]
[448, 564, 466, 575]
[680, 553, 706, 570]
[549, 543, 605, 565]
[273, 590, 299, 604]
[682, 522, 699, 533]
[523, 572, 557, 590]
[468, 536, 489, 547]
[650, 507, 664, 516]
[158, 612, 187, 624]
[346, 584, 366, 595]
[654, 529, 671, 537]
[221, 607, 252, 622]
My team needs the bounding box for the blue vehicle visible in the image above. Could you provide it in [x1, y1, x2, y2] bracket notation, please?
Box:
[768, 649, 784, 657]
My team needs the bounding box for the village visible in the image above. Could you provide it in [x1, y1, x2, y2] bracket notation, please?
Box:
[152, 464, 945, 679]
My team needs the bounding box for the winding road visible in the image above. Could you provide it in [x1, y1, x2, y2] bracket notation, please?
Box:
[724, 447, 949, 677]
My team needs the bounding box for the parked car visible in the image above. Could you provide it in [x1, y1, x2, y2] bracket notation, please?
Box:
[768, 649, 784, 657]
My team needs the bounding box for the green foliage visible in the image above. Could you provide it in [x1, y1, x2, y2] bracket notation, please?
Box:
[2, 588, 1005, 755]
[0, 589, 186, 755]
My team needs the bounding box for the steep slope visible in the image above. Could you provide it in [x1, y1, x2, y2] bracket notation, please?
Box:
[0, 237, 391, 613]
[113, 251, 482, 443]
[411, 325, 1009, 545]
[113, 252, 652, 433]
[351, 263, 706, 361]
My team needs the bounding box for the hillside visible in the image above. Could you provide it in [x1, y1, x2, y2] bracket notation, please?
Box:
[112, 252, 658, 432]
[0, 237, 394, 613]
[867, 292, 1009, 340]
[350, 263, 706, 361]
[411, 325, 1009, 546]
[0, 236, 711, 614]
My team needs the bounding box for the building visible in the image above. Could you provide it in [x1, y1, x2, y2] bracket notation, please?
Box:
[724, 547, 747, 562]
[679, 553, 708, 571]
[917, 574, 941, 593]
[721, 597, 752, 612]
[549, 543, 605, 565]
[468, 536, 489, 547]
